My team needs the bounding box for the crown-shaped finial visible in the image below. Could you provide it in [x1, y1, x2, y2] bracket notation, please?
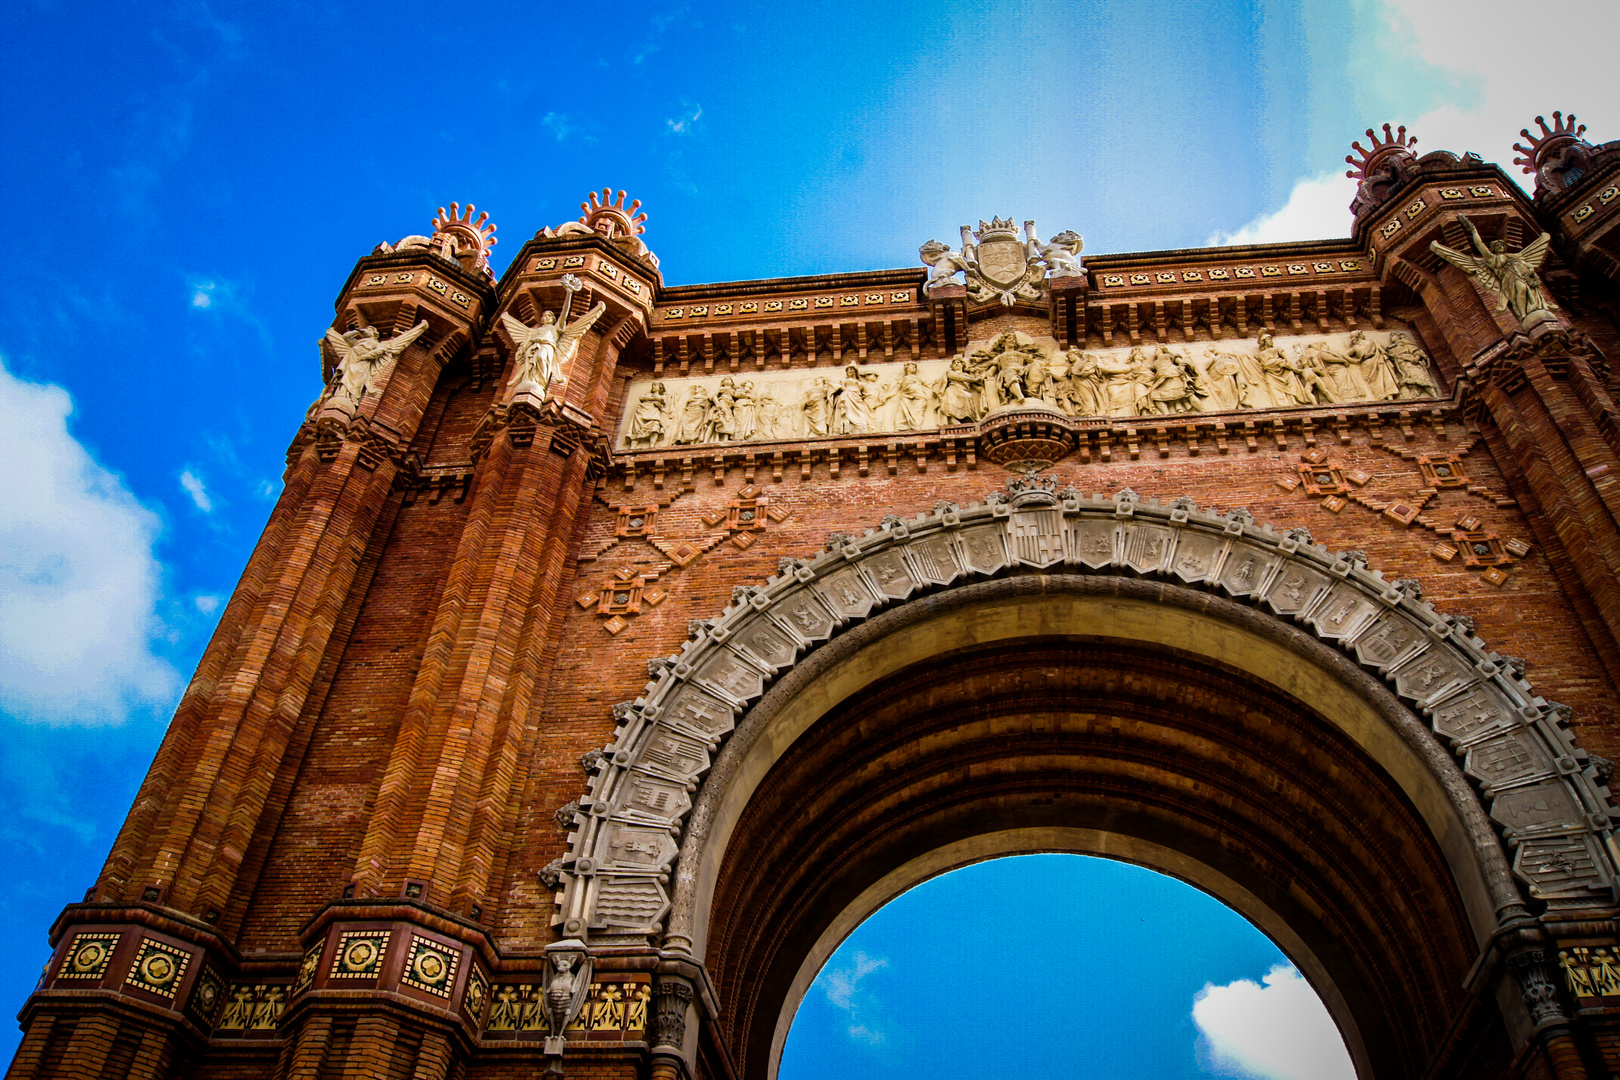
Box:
[1513, 111, 1588, 173]
[974, 216, 1018, 242]
[579, 188, 648, 238]
[431, 202, 498, 259]
[1345, 124, 1418, 181]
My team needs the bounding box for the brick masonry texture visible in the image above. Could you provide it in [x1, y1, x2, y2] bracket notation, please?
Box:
[13, 147, 1620, 1079]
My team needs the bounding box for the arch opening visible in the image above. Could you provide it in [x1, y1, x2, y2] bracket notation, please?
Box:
[698, 610, 1495, 1079]
[561, 494, 1620, 1079]
[778, 853, 1358, 1080]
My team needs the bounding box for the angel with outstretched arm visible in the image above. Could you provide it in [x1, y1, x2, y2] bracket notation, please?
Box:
[1430, 215, 1554, 325]
[500, 300, 607, 398]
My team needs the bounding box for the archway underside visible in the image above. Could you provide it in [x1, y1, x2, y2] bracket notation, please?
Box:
[557, 492, 1620, 1080]
[708, 637, 1496, 1080]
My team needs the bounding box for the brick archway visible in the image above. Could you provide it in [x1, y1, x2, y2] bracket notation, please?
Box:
[556, 483, 1618, 1078]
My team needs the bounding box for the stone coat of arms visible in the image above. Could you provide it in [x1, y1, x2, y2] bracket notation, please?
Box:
[921, 217, 1083, 306]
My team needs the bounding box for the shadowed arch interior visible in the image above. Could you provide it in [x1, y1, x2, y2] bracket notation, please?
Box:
[706, 632, 1493, 1080]
[560, 493, 1620, 1080]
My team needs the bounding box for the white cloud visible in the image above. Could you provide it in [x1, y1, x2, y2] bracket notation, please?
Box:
[1215, 0, 1619, 247]
[667, 102, 703, 135]
[0, 356, 179, 723]
[1383, 0, 1618, 176]
[1192, 965, 1354, 1080]
[194, 595, 220, 615]
[820, 950, 889, 1044]
[541, 112, 582, 142]
[1209, 173, 1359, 246]
[191, 281, 214, 307]
[823, 950, 887, 1010]
[179, 469, 214, 512]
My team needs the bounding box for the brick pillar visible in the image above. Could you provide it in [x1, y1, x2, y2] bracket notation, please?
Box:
[15, 247, 492, 1077]
[1466, 331, 1620, 685]
[352, 251, 649, 913]
[94, 256, 487, 920]
[361, 346, 632, 909]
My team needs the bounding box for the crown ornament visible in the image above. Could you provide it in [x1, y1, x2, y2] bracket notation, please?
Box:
[579, 188, 648, 239]
[1345, 124, 1418, 181]
[431, 202, 498, 261]
[1513, 111, 1588, 173]
[973, 216, 1020, 244]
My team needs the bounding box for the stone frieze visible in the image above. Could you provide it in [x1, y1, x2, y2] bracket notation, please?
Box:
[615, 326, 1441, 451]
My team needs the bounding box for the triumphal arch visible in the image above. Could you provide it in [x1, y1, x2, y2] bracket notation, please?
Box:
[14, 115, 1620, 1079]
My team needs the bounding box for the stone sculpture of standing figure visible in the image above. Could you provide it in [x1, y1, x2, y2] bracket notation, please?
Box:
[1387, 332, 1440, 398]
[499, 275, 608, 400]
[626, 382, 669, 448]
[892, 362, 936, 430]
[675, 384, 712, 444]
[1344, 330, 1399, 400]
[545, 956, 579, 1036]
[734, 380, 758, 441]
[833, 366, 887, 435]
[802, 377, 836, 436]
[938, 358, 984, 423]
[1431, 215, 1556, 328]
[318, 321, 429, 415]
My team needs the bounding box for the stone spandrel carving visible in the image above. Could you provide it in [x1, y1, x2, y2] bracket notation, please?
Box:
[555, 493, 1620, 945]
[499, 273, 607, 402]
[1431, 214, 1557, 330]
[920, 217, 1082, 306]
[615, 327, 1442, 450]
[314, 320, 429, 418]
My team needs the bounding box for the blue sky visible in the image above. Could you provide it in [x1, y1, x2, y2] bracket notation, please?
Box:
[783, 856, 1351, 1080]
[1, 0, 1616, 1071]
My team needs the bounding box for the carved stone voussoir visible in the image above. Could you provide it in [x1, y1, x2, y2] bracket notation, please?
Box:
[556, 491, 1618, 939]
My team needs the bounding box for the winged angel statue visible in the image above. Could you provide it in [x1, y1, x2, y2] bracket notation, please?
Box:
[318, 321, 429, 414]
[499, 275, 607, 400]
[1430, 216, 1556, 327]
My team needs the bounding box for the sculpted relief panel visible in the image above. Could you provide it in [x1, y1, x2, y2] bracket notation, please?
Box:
[617, 327, 1442, 450]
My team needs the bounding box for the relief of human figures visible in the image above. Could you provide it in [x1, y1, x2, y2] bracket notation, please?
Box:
[619, 327, 1440, 449]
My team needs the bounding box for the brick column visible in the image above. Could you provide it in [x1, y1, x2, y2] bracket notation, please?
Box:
[351, 243, 651, 914]
[15, 249, 491, 1075]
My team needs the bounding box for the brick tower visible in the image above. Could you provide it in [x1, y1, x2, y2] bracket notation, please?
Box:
[13, 117, 1620, 1078]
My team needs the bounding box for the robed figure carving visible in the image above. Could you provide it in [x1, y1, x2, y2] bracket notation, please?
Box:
[1431, 215, 1556, 329]
[500, 274, 607, 402]
[317, 321, 429, 417]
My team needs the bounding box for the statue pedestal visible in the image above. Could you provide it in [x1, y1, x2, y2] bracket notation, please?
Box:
[506, 384, 551, 412]
[1524, 309, 1561, 338]
[315, 399, 358, 427]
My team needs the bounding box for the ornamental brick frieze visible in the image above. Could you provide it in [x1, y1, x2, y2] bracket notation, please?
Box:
[658, 281, 920, 328]
[1270, 442, 1532, 584]
[30, 910, 245, 1045]
[552, 481, 1620, 940]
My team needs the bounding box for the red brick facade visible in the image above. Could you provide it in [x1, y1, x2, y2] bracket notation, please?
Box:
[12, 129, 1620, 1079]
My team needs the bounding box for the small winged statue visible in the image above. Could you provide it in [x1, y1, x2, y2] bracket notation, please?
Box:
[318, 321, 429, 414]
[500, 301, 607, 399]
[1430, 216, 1556, 326]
